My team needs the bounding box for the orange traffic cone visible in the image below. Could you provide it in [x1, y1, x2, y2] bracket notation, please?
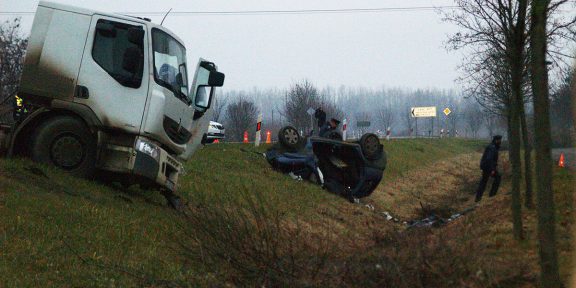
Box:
[558, 153, 565, 168]
[243, 131, 249, 143]
[213, 139, 219, 144]
[266, 130, 271, 144]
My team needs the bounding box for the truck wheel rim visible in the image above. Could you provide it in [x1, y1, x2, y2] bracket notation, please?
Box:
[51, 135, 85, 169]
[284, 128, 299, 144]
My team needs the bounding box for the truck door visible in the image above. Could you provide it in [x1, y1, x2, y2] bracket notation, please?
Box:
[147, 28, 194, 154]
[75, 16, 149, 134]
[179, 60, 221, 159]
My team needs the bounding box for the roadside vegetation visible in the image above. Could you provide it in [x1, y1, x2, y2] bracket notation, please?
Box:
[1, 139, 573, 287]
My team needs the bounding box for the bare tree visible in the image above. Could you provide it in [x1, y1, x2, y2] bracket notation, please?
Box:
[0, 18, 27, 123]
[377, 104, 395, 132]
[550, 70, 574, 146]
[483, 113, 500, 137]
[211, 91, 229, 123]
[463, 101, 484, 138]
[402, 105, 414, 136]
[224, 97, 259, 142]
[283, 79, 343, 134]
[529, 0, 561, 285]
[354, 111, 372, 135]
[284, 80, 319, 132]
[443, 0, 530, 239]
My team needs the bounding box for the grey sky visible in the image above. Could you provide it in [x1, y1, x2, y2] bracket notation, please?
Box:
[1, 0, 572, 91]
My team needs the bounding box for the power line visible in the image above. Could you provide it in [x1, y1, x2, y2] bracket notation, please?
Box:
[0, 6, 461, 17]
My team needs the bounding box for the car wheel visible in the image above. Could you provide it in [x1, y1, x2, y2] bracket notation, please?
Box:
[31, 116, 97, 178]
[359, 133, 381, 160]
[278, 126, 301, 149]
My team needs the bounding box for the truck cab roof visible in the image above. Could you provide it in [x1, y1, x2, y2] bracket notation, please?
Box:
[38, 1, 187, 47]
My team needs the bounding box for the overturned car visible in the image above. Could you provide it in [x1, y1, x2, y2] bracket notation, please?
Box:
[265, 126, 386, 201]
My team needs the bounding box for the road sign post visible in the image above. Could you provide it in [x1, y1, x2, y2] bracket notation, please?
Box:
[411, 106, 437, 118]
[410, 107, 437, 138]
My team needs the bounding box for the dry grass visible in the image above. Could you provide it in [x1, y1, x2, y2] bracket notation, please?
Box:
[369, 152, 483, 219]
[1, 139, 573, 287]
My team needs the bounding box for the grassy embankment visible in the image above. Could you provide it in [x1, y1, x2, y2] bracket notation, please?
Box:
[0, 138, 573, 287]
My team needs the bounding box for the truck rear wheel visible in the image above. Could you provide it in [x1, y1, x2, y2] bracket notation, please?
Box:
[31, 116, 97, 178]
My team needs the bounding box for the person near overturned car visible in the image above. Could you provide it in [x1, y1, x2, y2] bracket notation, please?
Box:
[475, 135, 503, 202]
[319, 118, 341, 138]
[314, 108, 341, 138]
[314, 108, 327, 131]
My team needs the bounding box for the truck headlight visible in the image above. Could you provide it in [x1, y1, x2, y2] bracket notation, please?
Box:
[135, 139, 160, 161]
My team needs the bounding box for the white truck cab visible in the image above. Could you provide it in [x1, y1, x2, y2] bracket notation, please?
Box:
[3, 1, 224, 193]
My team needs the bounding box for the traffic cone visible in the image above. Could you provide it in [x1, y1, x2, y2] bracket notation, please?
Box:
[213, 139, 219, 144]
[558, 153, 565, 168]
[243, 131, 249, 143]
[266, 130, 271, 144]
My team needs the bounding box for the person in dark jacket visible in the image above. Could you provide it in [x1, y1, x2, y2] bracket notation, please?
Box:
[475, 135, 503, 202]
[319, 118, 340, 138]
[314, 108, 327, 132]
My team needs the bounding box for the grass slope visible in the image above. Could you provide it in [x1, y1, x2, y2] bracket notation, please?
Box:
[0, 139, 572, 287]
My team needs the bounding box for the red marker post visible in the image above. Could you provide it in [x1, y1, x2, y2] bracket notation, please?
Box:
[342, 119, 347, 140]
[255, 113, 262, 147]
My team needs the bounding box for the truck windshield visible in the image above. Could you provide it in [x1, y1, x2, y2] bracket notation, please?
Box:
[152, 29, 189, 102]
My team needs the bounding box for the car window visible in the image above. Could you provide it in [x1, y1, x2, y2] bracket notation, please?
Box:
[152, 28, 189, 102]
[92, 19, 144, 88]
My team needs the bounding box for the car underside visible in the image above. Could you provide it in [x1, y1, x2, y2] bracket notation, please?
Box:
[265, 126, 386, 201]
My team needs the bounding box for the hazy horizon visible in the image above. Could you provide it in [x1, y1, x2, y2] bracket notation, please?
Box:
[1, 0, 574, 92]
[1, 0, 467, 92]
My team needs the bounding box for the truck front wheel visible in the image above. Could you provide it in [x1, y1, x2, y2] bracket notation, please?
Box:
[31, 116, 97, 178]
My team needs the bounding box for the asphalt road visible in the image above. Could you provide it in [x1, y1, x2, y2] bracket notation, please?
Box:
[553, 148, 576, 170]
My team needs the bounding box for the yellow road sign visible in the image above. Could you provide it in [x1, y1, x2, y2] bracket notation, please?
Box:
[443, 108, 451, 116]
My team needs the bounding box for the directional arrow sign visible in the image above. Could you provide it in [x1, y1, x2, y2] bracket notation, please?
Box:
[411, 106, 437, 118]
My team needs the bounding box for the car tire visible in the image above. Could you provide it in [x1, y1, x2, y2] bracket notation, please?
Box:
[31, 116, 97, 178]
[278, 126, 301, 149]
[359, 133, 382, 160]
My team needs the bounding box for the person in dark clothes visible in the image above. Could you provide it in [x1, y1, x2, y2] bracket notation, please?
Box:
[314, 108, 327, 132]
[475, 135, 503, 202]
[319, 118, 341, 138]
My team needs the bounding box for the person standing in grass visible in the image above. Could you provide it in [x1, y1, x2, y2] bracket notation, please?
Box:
[475, 135, 503, 202]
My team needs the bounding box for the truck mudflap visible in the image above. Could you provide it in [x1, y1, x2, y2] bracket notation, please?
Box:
[132, 137, 183, 192]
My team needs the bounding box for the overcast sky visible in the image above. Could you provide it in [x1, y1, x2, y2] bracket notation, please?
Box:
[1, 0, 573, 91]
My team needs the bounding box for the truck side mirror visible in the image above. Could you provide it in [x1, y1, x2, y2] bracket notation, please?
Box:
[208, 71, 225, 87]
[96, 22, 116, 37]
